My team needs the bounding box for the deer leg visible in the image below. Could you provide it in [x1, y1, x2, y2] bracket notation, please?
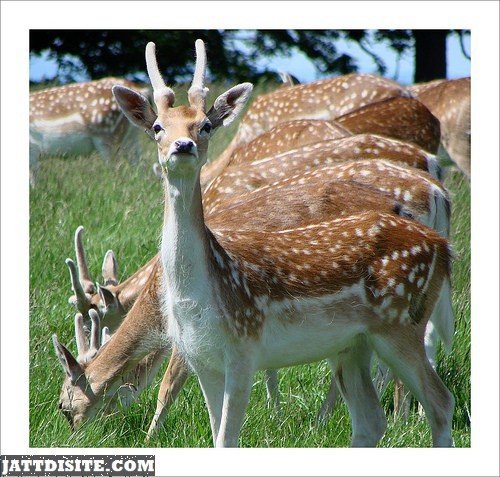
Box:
[215, 358, 255, 448]
[369, 327, 454, 447]
[316, 364, 339, 424]
[333, 339, 387, 447]
[146, 347, 189, 441]
[264, 369, 280, 412]
[195, 364, 225, 446]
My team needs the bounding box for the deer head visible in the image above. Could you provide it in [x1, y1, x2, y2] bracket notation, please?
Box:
[112, 40, 253, 177]
[53, 309, 138, 430]
[66, 226, 134, 331]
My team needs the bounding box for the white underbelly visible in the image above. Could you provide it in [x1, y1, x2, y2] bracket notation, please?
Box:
[255, 293, 371, 370]
[30, 116, 95, 157]
[256, 312, 367, 369]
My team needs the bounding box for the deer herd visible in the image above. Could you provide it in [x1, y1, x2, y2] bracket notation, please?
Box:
[40, 39, 471, 447]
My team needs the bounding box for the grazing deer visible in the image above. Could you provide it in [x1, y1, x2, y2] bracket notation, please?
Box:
[408, 78, 471, 177]
[203, 95, 441, 190]
[29, 77, 150, 185]
[66, 226, 157, 332]
[205, 134, 441, 215]
[202, 72, 407, 185]
[54, 258, 168, 430]
[334, 96, 441, 154]
[106, 39, 454, 447]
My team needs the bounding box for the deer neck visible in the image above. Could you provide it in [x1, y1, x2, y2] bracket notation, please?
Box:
[87, 276, 165, 396]
[161, 169, 211, 302]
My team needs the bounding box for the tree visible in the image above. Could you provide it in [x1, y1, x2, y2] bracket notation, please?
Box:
[29, 29, 470, 85]
[413, 30, 447, 82]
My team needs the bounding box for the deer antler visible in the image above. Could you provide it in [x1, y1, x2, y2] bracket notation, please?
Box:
[145, 42, 175, 111]
[188, 39, 208, 110]
[74, 226, 95, 294]
[66, 226, 95, 314]
[74, 309, 103, 364]
[66, 258, 92, 314]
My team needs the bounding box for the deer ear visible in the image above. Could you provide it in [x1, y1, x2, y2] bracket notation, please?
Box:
[98, 284, 118, 310]
[207, 83, 253, 129]
[52, 335, 84, 384]
[102, 250, 118, 286]
[112, 85, 157, 130]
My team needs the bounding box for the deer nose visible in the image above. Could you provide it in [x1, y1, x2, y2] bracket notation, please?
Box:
[174, 139, 195, 153]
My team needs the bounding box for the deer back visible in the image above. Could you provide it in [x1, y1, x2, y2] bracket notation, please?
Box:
[335, 96, 441, 154]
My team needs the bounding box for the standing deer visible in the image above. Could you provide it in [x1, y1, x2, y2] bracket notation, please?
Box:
[408, 78, 471, 177]
[57, 82, 449, 436]
[106, 39, 454, 447]
[57, 153, 453, 437]
[29, 77, 150, 185]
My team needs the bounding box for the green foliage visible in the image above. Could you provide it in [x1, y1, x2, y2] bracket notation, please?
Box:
[29, 82, 470, 448]
[30, 30, 470, 85]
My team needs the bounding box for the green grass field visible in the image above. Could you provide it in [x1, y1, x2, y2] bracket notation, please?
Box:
[29, 83, 470, 448]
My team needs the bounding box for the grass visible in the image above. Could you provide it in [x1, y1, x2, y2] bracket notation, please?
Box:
[29, 82, 471, 448]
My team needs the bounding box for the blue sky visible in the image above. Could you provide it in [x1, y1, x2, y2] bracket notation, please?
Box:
[30, 31, 470, 86]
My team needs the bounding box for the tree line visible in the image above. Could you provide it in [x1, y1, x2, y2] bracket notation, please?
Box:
[30, 29, 470, 85]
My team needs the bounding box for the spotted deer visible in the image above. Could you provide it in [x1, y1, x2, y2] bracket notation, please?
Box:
[107, 39, 454, 447]
[66, 226, 157, 332]
[408, 77, 471, 177]
[56, 153, 452, 436]
[205, 134, 441, 215]
[58, 85, 447, 436]
[210, 108, 441, 182]
[335, 96, 441, 154]
[29, 77, 150, 185]
[202, 72, 407, 186]
[205, 160, 453, 421]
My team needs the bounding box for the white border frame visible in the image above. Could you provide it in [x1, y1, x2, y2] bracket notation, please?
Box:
[2, 1, 499, 476]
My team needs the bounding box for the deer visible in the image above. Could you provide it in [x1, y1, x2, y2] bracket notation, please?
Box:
[54, 169, 452, 443]
[201, 72, 408, 186]
[334, 96, 441, 154]
[408, 77, 471, 177]
[205, 134, 442, 216]
[58, 92, 448, 435]
[65, 226, 158, 332]
[103, 39, 454, 447]
[29, 77, 150, 185]
[58, 152, 453, 437]
[209, 100, 441, 180]
[53, 41, 454, 438]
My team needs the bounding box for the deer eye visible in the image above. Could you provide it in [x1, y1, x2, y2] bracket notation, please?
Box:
[152, 124, 163, 134]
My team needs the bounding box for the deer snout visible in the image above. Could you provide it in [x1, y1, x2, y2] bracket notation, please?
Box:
[163, 137, 200, 171]
[174, 139, 195, 153]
